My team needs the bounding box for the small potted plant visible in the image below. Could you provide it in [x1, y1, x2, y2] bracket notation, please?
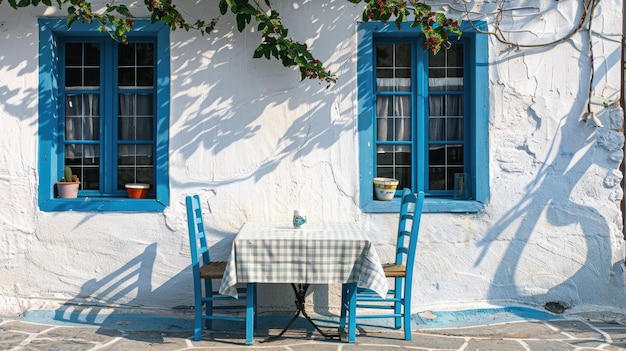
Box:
[56, 166, 80, 198]
[125, 183, 150, 198]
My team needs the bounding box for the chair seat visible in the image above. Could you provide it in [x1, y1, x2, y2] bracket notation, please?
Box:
[200, 261, 228, 279]
[382, 263, 406, 277]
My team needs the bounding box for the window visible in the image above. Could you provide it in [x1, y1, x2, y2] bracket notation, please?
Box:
[358, 21, 489, 213]
[38, 19, 170, 211]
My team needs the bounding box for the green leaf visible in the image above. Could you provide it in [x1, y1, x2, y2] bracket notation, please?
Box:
[104, 4, 115, 13]
[67, 11, 78, 27]
[225, 0, 237, 12]
[17, 0, 30, 7]
[362, 8, 369, 22]
[32, 0, 40, 6]
[115, 4, 133, 17]
[219, 0, 228, 15]
[239, 3, 256, 15]
[42, 0, 51, 5]
[8, 0, 18, 9]
[236, 13, 247, 32]
[253, 46, 264, 59]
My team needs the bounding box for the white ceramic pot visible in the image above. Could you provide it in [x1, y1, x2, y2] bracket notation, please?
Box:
[373, 177, 399, 201]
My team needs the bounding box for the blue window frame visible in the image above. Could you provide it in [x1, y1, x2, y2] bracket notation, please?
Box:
[38, 19, 170, 212]
[358, 21, 489, 213]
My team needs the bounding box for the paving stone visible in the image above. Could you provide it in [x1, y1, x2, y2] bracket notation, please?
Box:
[465, 338, 528, 350]
[4, 313, 626, 350]
[548, 320, 605, 339]
[97, 332, 190, 350]
[522, 340, 576, 351]
[0, 331, 30, 348]
[0, 320, 56, 333]
[19, 338, 97, 351]
[38, 325, 123, 344]
[426, 321, 562, 339]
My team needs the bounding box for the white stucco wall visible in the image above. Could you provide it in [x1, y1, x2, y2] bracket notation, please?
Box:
[0, 0, 624, 318]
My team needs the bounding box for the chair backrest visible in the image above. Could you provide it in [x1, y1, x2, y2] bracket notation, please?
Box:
[186, 195, 211, 271]
[394, 189, 425, 282]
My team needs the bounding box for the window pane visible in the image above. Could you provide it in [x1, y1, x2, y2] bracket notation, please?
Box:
[377, 95, 410, 118]
[65, 94, 100, 140]
[447, 117, 464, 140]
[137, 67, 154, 87]
[119, 42, 154, 88]
[118, 43, 136, 66]
[395, 165, 411, 189]
[377, 115, 411, 142]
[84, 45, 100, 66]
[376, 43, 412, 92]
[118, 68, 135, 86]
[447, 144, 464, 165]
[428, 145, 465, 192]
[376, 145, 411, 188]
[395, 44, 411, 67]
[429, 167, 445, 190]
[65, 43, 100, 88]
[376, 44, 393, 67]
[447, 167, 464, 190]
[136, 43, 154, 65]
[446, 95, 464, 116]
[65, 43, 82, 65]
[429, 145, 445, 164]
[429, 45, 463, 91]
[429, 95, 464, 141]
[118, 94, 154, 140]
[118, 144, 154, 188]
[65, 144, 100, 191]
[429, 116, 445, 141]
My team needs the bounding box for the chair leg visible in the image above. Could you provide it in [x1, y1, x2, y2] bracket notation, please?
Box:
[245, 283, 256, 345]
[204, 279, 213, 330]
[253, 283, 258, 326]
[193, 294, 202, 341]
[346, 282, 357, 344]
[403, 309, 412, 340]
[394, 277, 402, 329]
[339, 284, 348, 330]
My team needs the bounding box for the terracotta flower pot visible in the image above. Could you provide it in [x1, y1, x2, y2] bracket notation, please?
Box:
[56, 182, 80, 198]
[125, 183, 150, 198]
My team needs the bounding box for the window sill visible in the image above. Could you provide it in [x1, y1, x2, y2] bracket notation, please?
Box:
[38, 197, 167, 212]
[362, 197, 485, 213]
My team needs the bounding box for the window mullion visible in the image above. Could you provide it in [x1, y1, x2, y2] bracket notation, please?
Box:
[415, 41, 427, 193]
[102, 41, 116, 196]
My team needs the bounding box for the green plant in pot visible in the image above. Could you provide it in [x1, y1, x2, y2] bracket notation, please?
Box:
[56, 166, 80, 198]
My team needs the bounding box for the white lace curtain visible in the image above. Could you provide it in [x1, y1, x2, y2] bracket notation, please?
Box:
[65, 93, 153, 159]
[376, 77, 463, 153]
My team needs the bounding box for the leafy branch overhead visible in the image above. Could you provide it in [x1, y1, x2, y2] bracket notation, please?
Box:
[4, 0, 461, 85]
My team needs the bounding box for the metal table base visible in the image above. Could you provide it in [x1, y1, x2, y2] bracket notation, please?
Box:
[262, 283, 340, 342]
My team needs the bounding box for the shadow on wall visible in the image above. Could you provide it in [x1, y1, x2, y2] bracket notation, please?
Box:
[476, 42, 626, 309]
[47, 241, 329, 343]
[51, 243, 194, 341]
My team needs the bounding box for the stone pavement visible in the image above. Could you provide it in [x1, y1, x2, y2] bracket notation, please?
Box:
[2, 309, 626, 350]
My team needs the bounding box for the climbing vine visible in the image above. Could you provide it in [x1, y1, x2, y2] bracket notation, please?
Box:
[3, 0, 462, 85]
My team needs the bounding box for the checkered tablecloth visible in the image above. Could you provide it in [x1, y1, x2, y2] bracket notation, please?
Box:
[218, 222, 389, 299]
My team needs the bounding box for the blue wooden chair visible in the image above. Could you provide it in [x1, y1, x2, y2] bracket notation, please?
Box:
[186, 195, 257, 345]
[339, 189, 425, 341]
